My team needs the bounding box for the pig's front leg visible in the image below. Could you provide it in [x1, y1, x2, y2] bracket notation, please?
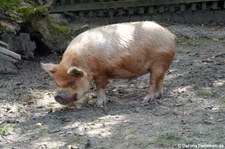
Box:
[95, 77, 109, 108]
[142, 63, 168, 105]
[96, 88, 106, 108]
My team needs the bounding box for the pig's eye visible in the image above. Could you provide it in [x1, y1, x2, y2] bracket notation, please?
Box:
[68, 81, 76, 89]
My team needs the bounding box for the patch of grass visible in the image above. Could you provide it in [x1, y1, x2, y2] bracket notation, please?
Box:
[192, 131, 211, 138]
[192, 84, 200, 90]
[215, 135, 224, 144]
[35, 129, 51, 137]
[220, 83, 225, 88]
[0, 125, 13, 135]
[141, 142, 153, 149]
[177, 38, 225, 46]
[18, 5, 48, 22]
[128, 129, 139, 136]
[189, 77, 207, 90]
[191, 126, 225, 144]
[195, 90, 218, 98]
[0, 0, 22, 11]
[220, 98, 225, 108]
[71, 134, 81, 142]
[48, 17, 71, 38]
[210, 126, 225, 144]
[154, 133, 186, 147]
[115, 126, 123, 133]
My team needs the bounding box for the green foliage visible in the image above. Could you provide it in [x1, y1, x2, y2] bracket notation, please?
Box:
[195, 90, 218, 98]
[154, 133, 186, 147]
[71, 134, 81, 142]
[18, 7, 34, 21]
[48, 17, 71, 38]
[18, 6, 48, 22]
[0, 0, 22, 11]
[0, 0, 49, 22]
[0, 125, 13, 135]
[220, 98, 225, 108]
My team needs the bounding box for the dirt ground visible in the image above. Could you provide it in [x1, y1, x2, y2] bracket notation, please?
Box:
[0, 23, 225, 149]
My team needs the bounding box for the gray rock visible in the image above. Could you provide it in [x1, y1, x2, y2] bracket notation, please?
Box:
[0, 40, 9, 49]
[0, 58, 17, 74]
[1, 32, 36, 59]
[0, 20, 20, 34]
[31, 16, 70, 52]
[37, 0, 53, 7]
[0, 44, 21, 74]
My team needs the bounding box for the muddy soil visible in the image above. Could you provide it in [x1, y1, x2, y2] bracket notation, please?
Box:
[0, 24, 225, 149]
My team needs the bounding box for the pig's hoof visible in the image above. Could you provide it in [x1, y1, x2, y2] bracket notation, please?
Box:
[96, 102, 107, 112]
[142, 91, 162, 105]
[96, 98, 106, 107]
[142, 95, 154, 105]
[96, 102, 106, 107]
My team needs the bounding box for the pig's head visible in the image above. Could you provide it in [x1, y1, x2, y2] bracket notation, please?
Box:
[41, 63, 91, 105]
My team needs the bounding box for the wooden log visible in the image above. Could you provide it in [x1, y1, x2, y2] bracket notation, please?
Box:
[0, 40, 9, 49]
[159, 6, 164, 13]
[202, 2, 207, 10]
[128, 8, 134, 15]
[108, 9, 114, 17]
[0, 47, 21, 61]
[191, 3, 197, 11]
[118, 8, 125, 16]
[170, 5, 175, 12]
[0, 53, 18, 63]
[180, 4, 186, 12]
[212, 1, 218, 10]
[148, 7, 154, 13]
[138, 7, 145, 14]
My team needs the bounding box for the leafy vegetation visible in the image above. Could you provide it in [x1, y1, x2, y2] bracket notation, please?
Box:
[154, 133, 186, 147]
[0, 0, 22, 11]
[48, 17, 71, 38]
[0, 0, 48, 22]
[195, 90, 218, 98]
[71, 134, 81, 142]
[18, 6, 48, 22]
[220, 98, 225, 108]
[0, 124, 13, 135]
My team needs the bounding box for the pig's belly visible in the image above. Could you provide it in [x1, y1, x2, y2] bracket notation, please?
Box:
[109, 54, 151, 79]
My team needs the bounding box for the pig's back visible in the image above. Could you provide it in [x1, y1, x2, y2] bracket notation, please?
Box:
[66, 21, 176, 58]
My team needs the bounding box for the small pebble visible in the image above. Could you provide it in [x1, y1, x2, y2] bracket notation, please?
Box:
[35, 122, 42, 127]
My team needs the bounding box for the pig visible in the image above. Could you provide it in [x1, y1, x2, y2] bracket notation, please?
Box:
[41, 21, 176, 108]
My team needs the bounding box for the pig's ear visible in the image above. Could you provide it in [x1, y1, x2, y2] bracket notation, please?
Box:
[41, 63, 57, 76]
[67, 66, 86, 77]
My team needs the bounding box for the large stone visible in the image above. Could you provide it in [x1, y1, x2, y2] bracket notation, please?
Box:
[0, 20, 19, 34]
[0, 58, 17, 74]
[0, 44, 21, 74]
[37, 0, 53, 8]
[31, 16, 71, 52]
[1, 32, 36, 59]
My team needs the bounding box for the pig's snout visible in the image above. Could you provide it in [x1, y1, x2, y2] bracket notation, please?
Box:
[54, 91, 77, 105]
[54, 95, 66, 104]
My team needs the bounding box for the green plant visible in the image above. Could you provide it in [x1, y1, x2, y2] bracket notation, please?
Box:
[48, 17, 71, 37]
[195, 90, 218, 98]
[0, 0, 22, 11]
[18, 6, 48, 22]
[71, 134, 81, 142]
[154, 133, 185, 147]
[0, 125, 13, 135]
[220, 98, 225, 108]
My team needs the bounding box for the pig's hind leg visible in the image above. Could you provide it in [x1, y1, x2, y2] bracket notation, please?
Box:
[95, 77, 109, 108]
[142, 63, 167, 105]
